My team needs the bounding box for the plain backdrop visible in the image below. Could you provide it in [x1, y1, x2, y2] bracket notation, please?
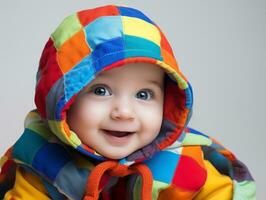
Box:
[0, 0, 265, 199]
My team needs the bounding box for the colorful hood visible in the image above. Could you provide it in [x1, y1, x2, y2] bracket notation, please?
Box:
[34, 4, 193, 162]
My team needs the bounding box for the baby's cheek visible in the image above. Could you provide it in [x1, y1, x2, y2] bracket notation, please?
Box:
[141, 116, 162, 138]
[145, 107, 163, 128]
[80, 106, 106, 125]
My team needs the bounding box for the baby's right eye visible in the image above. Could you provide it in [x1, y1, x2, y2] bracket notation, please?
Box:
[93, 86, 111, 96]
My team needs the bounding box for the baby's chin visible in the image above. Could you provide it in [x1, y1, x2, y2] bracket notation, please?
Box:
[96, 148, 134, 160]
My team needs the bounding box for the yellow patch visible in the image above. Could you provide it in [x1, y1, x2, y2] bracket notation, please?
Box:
[69, 132, 82, 147]
[48, 120, 70, 145]
[122, 16, 161, 46]
[51, 13, 82, 50]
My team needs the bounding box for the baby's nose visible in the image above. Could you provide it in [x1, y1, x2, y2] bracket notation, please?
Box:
[110, 99, 135, 120]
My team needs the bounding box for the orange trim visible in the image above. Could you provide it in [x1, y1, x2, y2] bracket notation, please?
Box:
[83, 161, 153, 200]
[62, 120, 71, 137]
[82, 144, 95, 154]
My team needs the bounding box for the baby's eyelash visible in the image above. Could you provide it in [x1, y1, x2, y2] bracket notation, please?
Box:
[89, 84, 109, 92]
[142, 89, 154, 96]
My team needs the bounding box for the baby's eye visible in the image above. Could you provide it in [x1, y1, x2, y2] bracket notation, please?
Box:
[136, 90, 154, 100]
[93, 86, 111, 96]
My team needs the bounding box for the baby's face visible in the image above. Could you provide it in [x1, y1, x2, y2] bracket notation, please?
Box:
[67, 62, 165, 159]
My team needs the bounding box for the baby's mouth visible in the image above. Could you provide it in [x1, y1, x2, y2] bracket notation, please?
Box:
[103, 130, 135, 137]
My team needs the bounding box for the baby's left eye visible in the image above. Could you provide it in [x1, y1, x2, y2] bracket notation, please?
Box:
[136, 90, 154, 100]
[93, 86, 111, 96]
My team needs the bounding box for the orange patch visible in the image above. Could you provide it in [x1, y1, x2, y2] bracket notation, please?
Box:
[158, 185, 197, 200]
[57, 29, 91, 73]
[161, 48, 178, 71]
[157, 27, 175, 56]
[181, 146, 205, 169]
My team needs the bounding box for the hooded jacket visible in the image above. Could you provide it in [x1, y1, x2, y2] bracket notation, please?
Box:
[0, 5, 256, 200]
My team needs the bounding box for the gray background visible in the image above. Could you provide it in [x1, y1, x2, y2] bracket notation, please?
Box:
[0, 0, 265, 199]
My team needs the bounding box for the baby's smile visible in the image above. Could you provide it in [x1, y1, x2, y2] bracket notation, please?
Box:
[102, 129, 135, 137]
[102, 129, 135, 145]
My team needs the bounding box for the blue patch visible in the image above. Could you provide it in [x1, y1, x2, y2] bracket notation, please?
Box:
[124, 35, 162, 61]
[118, 6, 155, 25]
[91, 37, 125, 71]
[144, 151, 180, 184]
[202, 146, 233, 177]
[55, 96, 66, 120]
[13, 129, 47, 165]
[211, 142, 224, 150]
[54, 162, 89, 200]
[84, 16, 123, 49]
[32, 143, 71, 181]
[42, 178, 66, 200]
[64, 55, 95, 100]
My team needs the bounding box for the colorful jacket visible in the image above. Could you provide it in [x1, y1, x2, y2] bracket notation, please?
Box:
[0, 5, 256, 200]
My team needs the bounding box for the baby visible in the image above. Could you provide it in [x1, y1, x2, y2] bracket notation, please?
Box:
[67, 62, 165, 160]
[0, 4, 256, 200]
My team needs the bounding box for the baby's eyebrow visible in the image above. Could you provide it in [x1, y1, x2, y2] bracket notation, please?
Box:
[146, 80, 164, 92]
[97, 73, 108, 77]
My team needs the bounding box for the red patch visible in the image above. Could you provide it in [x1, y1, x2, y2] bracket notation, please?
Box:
[172, 155, 207, 191]
[35, 38, 63, 118]
[77, 5, 120, 27]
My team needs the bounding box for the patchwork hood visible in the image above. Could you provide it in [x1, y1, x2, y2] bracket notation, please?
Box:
[34, 4, 193, 162]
